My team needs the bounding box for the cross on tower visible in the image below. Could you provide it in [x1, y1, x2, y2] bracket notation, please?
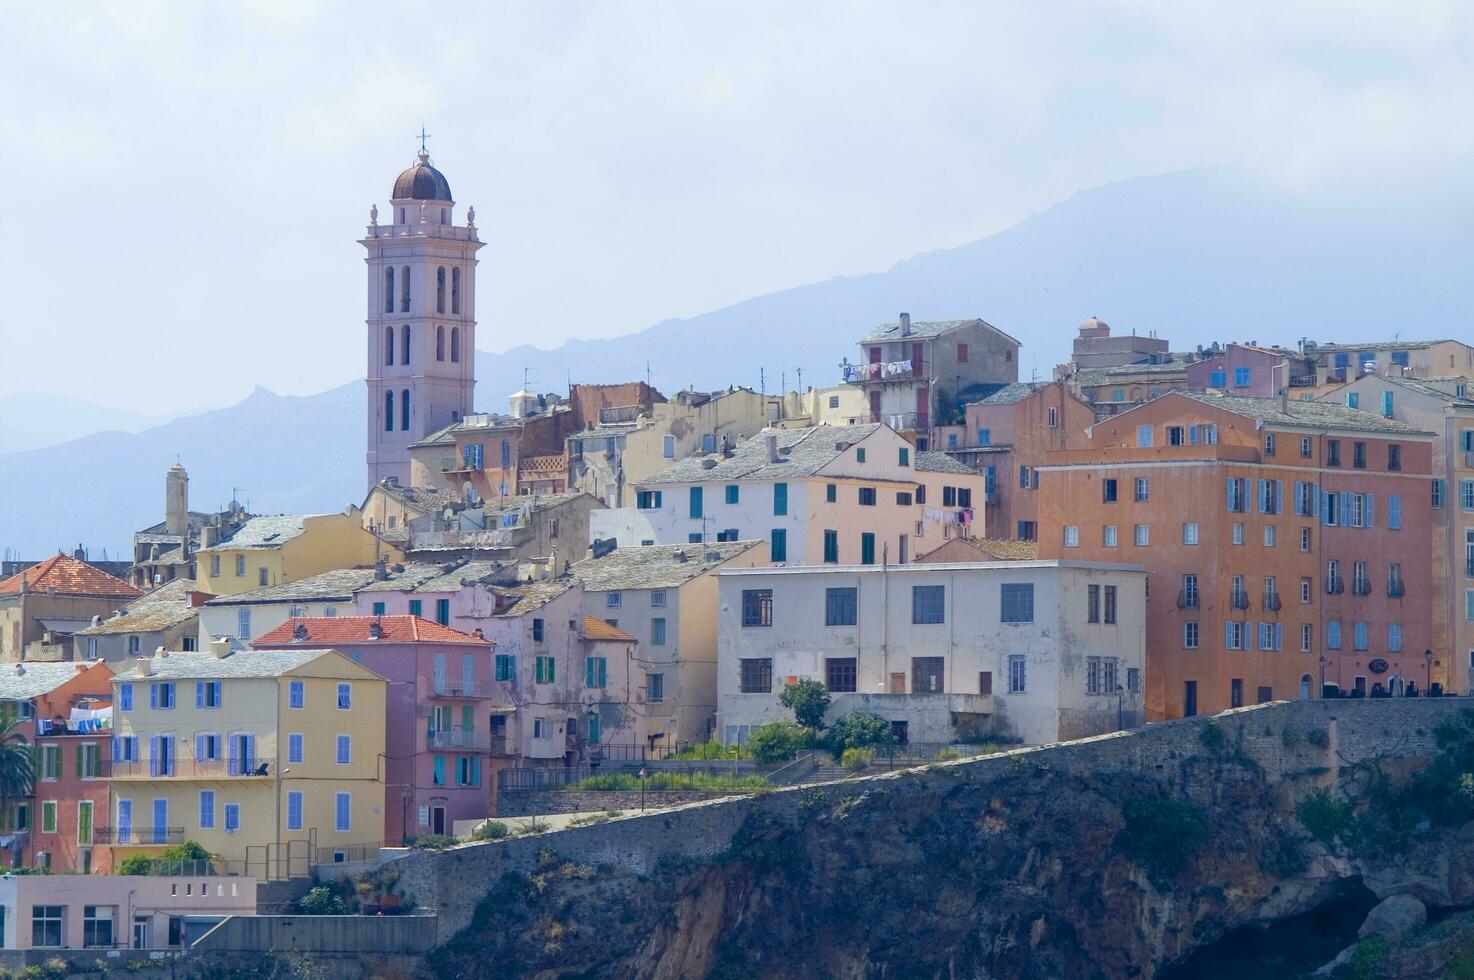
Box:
[418, 126, 431, 153]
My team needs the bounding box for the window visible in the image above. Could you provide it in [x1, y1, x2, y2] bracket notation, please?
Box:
[861, 532, 876, 565]
[1134, 478, 1149, 502]
[435, 598, 450, 626]
[1088, 584, 1101, 623]
[651, 618, 666, 646]
[198, 789, 216, 830]
[336, 734, 351, 765]
[335, 793, 350, 832]
[1224, 621, 1245, 650]
[1103, 525, 1118, 547]
[647, 674, 664, 702]
[196, 681, 222, 709]
[32, 905, 63, 948]
[977, 428, 991, 447]
[912, 585, 945, 624]
[1209, 369, 1227, 388]
[1234, 367, 1251, 387]
[408, 599, 422, 618]
[823, 529, 839, 564]
[336, 683, 351, 709]
[856, 448, 866, 463]
[826, 483, 837, 503]
[1301, 527, 1312, 552]
[285, 679, 305, 710]
[1264, 524, 1276, 547]
[494, 654, 516, 681]
[858, 487, 877, 506]
[586, 656, 608, 688]
[235, 555, 246, 576]
[1354, 621, 1369, 651]
[826, 657, 857, 693]
[1353, 441, 1367, 469]
[237, 608, 251, 640]
[740, 658, 773, 694]
[1184, 621, 1199, 649]
[1000, 583, 1034, 623]
[1388, 624, 1403, 652]
[1136, 425, 1153, 448]
[286, 790, 304, 832]
[1167, 426, 1185, 446]
[1382, 391, 1395, 418]
[40, 744, 58, 781]
[636, 490, 663, 509]
[1300, 437, 1313, 458]
[1019, 520, 1039, 541]
[1183, 523, 1200, 545]
[1104, 585, 1118, 624]
[722, 484, 740, 506]
[825, 587, 857, 626]
[287, 732, 304, 764]
[605, 591, 622, 610]
[1007, 655, 1026, 693]
[1134, 524, 1149, 546]
[1063, 525, 1080, 548]
[661, 434, 676, 459]
[1463, 480, 1474, 511]
[535, 656, 555, 684]
[742, 590, 773, 627]
[151, 682, 175, 710]
[77, 800, 93, 845]
[912, 657, 945, 694]
[1328, 440, 1341, 466]
[689, 487, 704, 518]
[1264, 434, 1276, 456]
[1086, 657, 1119, 695]
[956, 343, 968, 362]
[1102, 478, 1118, 502]
[898, 447, 910, 467]
[896, 491, 913, 506]
[118, 682, 134, 712]
[1389, 494, 1402, 529]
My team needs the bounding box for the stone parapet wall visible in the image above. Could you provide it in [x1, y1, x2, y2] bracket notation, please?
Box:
[497, 789, 735, 816]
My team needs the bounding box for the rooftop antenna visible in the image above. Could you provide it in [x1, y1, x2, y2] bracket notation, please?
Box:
[781, 371, 786, 397]
[760, 367, 766, 397]
[796, 367, 803, 394]
[646, 361, 651, 387]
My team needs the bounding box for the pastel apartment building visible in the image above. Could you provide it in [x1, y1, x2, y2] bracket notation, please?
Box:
[0, 555, 141, 662]
[0, 661, 115, 873]
[194, 511, 397, 598]
[844, 314, 1020, 450]
[1185, 343, 1315, 397]
[572, 541, 768, 745]
[1037, 391, 1435, 720]
[713, 561, 1147, 747]
[1306, 339, 1474, 386]
[74, 580, 210, 661]
[252, 615, 502, 842]
[0, 873, 255, 951]
[108, 645, 386, 878]
[593, 423, 988, 566]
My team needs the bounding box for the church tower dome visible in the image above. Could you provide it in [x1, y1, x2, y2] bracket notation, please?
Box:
[392, 150, 454, 202]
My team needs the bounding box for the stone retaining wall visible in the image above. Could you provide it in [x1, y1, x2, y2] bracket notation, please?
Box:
[496, 788, 736, 816]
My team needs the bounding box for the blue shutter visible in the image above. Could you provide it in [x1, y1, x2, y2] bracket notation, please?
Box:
[227, 735, 239, 776]
[1224, 621, 1234, 648]
[195, 734, 205, 761]
[245, 734, 256, 772]
[153, 799, 168, 844]
[213, 681, 222, 707]
[117, 800, 132, 842]
[1226, 476, 1235, 510]
[1365, 494, 1374, 527]
[149, 683, 158, 709]
[1274, 480, 1283, 514]
[195, 683, 204, 708]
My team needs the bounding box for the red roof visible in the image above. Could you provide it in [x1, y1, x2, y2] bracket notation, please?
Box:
[0, 554, 142, 599]
[252, 615, 488, 647]
[582, 615, 637, 643]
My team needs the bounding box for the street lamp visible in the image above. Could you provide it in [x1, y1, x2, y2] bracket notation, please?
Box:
[1115, 685, 1125, 731]
[1425, 649, 1434, 695]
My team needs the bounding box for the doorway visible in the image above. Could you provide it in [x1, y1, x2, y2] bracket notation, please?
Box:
[133, 916, 149, 950]
[431, 806, 446, 836]
[1184, 680, 1198, 717]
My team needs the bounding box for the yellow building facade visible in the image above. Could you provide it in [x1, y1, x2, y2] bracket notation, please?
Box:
[196, 509, 397, 597]
[107, 644, 386, 878]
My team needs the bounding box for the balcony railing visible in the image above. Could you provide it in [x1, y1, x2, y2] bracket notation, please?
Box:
[1326, 576, 1345, 595]
[428, 682, 498, 700]
[428, 729, 494, 751]
[1176, 591, 1199, 610]
[1262, 593, 1282, 612]
[490, 735, 511, 757]
[94, 826, 185, 845]
[111, 759, 273, 780]
[1352, 580, 1371, 596]
[1231, 593, 1250, 610]
[1389, 581, 1406, 597]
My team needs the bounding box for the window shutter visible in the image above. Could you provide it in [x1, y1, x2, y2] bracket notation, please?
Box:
[246, 734, 256, 771]
[227, 735, 239, 776]
[1275, 624, 1284, 651]
[1365, 494, 1374, 527]
[195, 734, 205, 761]
[196, 683, 204, 708]
[1274, 480, 1283, 514]
[1224, 621, 1234, 648]
[149, 683, 158, 710]
[473, 757, 482, 786]
[1225, 476, 1234, 509]
[74, 744, 82, 779]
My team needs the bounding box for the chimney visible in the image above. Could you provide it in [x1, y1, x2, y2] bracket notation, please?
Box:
[471, 628, 485, 640]
[211, 638, 230, 659]
[374, 556, 388, 581]
[165, 464, 190, 538]
[765, 433, 779, 464]
[137, 657, 152, 676]
[292, 622, 309, 642]
[73, 544, 85, 561]
[899, 312, 912, 337]
[155, 646, 168, 659]
[1279, 388, 1289, 413]
[368, 620, 383, 640]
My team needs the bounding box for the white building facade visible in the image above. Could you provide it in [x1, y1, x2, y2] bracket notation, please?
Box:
[364, 148, 482, 488]
[714, 561, 1147, 747]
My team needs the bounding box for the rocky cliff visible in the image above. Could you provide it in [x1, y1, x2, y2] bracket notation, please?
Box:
[382, 699, 1474, 978]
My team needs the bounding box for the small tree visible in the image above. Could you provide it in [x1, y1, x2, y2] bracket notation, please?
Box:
[779, 679, 830, 731]
[747, 722, 812, 764]
[826, 711, 895, 754]
[295, 885, 349, 915]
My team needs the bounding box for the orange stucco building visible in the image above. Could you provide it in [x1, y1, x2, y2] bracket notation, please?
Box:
[1038, 391, 1435, 720]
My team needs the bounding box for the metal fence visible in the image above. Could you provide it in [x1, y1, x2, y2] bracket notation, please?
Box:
[590, 741, 701, 763]
[497, 764, 759, 792]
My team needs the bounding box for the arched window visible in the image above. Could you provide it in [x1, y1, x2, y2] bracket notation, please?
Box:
[401, 325, 411, 365]
[1300, 675, 1313, 699]
[451, 327, 461, 363]
[436, 267, 446, 314]
[400, 266, 411, 312]
[401, 389, 410, 431]
[384, 326, 394, 366]
[436, 326, 445, 361]
[384, 391, 394, 432]
[451, 267, 461, 314]
[384, 267, 394, 314]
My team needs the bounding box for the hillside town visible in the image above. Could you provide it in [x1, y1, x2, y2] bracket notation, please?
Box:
[1, 149, 1471, 971]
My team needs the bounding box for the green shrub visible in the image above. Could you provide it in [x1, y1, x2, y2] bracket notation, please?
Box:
[1295, 788, 1355, 844]
[409, 834, 460, 850]
[673, 741, 750, 760]
[748, 721, 813, 763]
[1199, 719, 1225, 752]
[473, 820, 509, 841]
[935, 748, 961, 762]
[1117, 795, 1211, 880]
[840, 747, 873, 770]
[1349, 937, 1388, 980]
[779, 679, 831, 730]
[295, 885, 349, 915]
[825, 711, 896, 754]
[1307, 728, 1330, 749]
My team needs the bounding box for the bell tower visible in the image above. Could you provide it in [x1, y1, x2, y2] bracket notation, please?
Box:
[363, 143, 482, 488]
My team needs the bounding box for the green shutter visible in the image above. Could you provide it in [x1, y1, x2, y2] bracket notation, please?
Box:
[75, 745, 82, 780]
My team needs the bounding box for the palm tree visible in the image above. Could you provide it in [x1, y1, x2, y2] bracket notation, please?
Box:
[0, 709, 37, 812]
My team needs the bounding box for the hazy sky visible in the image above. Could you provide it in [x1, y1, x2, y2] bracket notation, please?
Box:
[2, 1, 1471, 414]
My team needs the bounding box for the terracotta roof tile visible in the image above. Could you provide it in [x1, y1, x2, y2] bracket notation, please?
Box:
[582, 615, 637, 643]
[0, 555, 142, 599]
[252, 615, 488, 647]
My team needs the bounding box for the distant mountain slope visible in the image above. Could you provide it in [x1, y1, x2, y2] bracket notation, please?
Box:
[0, 393, 196, 456]
[6, 169, 1474, 556]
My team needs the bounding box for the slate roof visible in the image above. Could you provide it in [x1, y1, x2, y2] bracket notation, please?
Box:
[368, 483, 461, 513]
[196, 515, 313, 553]
[410, 414, 521, 450]
[0, 662, 112, 702]
[204, 568, 379, 606]
[571, 541, 762, 592]
[860, 318, 1019, 344]
[1070, 356, 1194, 388]
[0, 555, 142, 599]
[582, 616, 637, 643]
[973, 382, 1046, 407]
[397, 560, 515, 594]
[353, 562, 464, 594]
[1313, 340, 1452, 353]
[1362, 375, 1474, 407]
[77, 580, 201, 636]
[643, 425, 882, 485]
[1176, 391, 1434, 435]
[478, 492, 590, 518]
[915, 452, 977, 475]
[491, 578, 578, 617]
[252, 615, 486, 647]
[112, 649, 364, 682]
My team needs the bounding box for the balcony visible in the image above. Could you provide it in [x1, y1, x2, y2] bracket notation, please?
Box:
[1326, 576, 1345, 595]
[490, 735, 512, 757]
[94, 826, 185, 846]
[1352, 580, 1372, 597]
[844, 361, 926, 385]
[428, 682, 498, 700]
[1262, 593, 1282, 612]
[111, 759, 273, 780]
[1389, 581, 1406, 598]
[428, 728, 494, 752]
[1176, 591, 1199, 610]
[1231, 593, 1250, 610]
